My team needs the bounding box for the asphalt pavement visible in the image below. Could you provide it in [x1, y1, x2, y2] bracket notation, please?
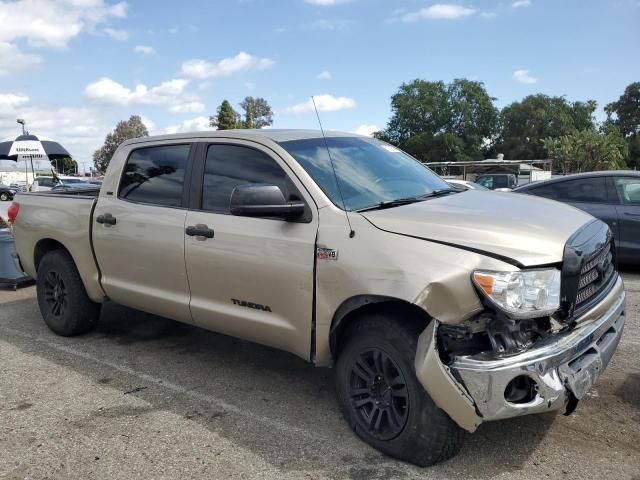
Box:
[1, 272, 639, 480]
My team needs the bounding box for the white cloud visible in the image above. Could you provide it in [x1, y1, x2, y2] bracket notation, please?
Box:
[305, 0, 351, 5]
[134, 45, 156, 55]
[0, 0, 127, 75]
[0, 93, 30, 109]
[481, 12, 497, 19]
[168, 101, 206, 114]
[0, 42, 43, 75]
[138, 116, 156, 134]
[244, 81, 256, 90]
[285, 94, 357, 114]
[103, 28, 129, 41]
[84, 77, 201, 113]
[317, 70, 332, 80]
[351, 124, 379, 137]
[512, 0, 531, 7]
[164, 116, 214, 134]
[0, 0, 127, 48]
[402, 4, 476, 21]
[513, 69, 537, 84]
[181, 52, 274, 79]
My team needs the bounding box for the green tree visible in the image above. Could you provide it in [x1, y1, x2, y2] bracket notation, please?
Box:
[376, 79, 498, 162]
[605, 82, 640, 168]
[495, 95, 597, 159]
[240, 96, 274, 129]
[93, 115, 149, 173]
[51, 156, 77, 175]
[209, 100, 240, 130]
[542, 124, 628, 174]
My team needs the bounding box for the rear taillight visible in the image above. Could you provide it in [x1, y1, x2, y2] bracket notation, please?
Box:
[7, 202, 19, 225]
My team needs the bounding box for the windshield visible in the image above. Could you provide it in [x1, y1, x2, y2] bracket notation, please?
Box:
[279, 137, 450, 211]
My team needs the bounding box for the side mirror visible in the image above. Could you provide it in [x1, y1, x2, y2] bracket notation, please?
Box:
[230, 184, 305, 220]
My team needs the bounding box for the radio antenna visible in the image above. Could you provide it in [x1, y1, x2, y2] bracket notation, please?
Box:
[311, 96, 355, 238]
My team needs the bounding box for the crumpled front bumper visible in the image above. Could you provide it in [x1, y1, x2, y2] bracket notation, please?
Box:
[415, 276, 626, 432]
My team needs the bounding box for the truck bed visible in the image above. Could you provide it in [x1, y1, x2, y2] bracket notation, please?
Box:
[11, 192, 104, 302]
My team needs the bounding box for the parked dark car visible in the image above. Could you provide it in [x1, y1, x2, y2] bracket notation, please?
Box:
[475, 173, 517, 190]
[0, 184, 17, 201]
[515, 171, 640, 264]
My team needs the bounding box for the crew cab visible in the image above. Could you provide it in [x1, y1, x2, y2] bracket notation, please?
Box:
[9, 130, 626, 466]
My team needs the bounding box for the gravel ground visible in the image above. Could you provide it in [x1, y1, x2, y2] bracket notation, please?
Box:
[1, 271, 639, 480]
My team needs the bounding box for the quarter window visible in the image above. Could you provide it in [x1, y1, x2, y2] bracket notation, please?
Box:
[119, 144, 191, 207]
[202, 144, 295, 213]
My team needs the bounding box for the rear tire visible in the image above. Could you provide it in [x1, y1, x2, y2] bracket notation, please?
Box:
[36, 249, 100, 336]
[335, 312, 465, 467]
[0, 192, 9, 201]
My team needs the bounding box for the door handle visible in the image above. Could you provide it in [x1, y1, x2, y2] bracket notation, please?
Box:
[96, 213, 117, 225]
[185, 224, 214, 239]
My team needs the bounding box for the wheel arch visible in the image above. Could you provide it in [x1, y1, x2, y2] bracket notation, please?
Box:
[34, 238, 70, 272]
[329, 295, 432, 360]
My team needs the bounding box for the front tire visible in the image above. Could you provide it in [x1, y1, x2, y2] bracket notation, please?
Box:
[0, 192, 9, 201]
[335, 312, 465, 467]
[36, 249, 100, 336]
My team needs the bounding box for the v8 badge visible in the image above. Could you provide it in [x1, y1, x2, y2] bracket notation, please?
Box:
[317, 247, 339, 261]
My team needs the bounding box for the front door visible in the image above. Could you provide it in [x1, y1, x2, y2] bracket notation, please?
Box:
[184, 141, 318, 359]
[92, 143, 194, 323]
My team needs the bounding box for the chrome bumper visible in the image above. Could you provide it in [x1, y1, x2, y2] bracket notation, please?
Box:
[451, 289, 625, 422]
[415, 276, 626, 432]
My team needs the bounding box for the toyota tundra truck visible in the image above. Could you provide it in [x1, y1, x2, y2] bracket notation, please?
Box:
[9, 130, 625, 466]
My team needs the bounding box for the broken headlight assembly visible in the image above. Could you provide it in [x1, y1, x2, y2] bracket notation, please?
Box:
[472, 269, 561, 319]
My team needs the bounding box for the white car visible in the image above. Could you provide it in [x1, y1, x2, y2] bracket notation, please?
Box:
[446, 179, 489, 191]
[32, 176, 90, 192]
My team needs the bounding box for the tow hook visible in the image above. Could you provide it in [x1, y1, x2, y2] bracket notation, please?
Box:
[564, 392, 579, 416]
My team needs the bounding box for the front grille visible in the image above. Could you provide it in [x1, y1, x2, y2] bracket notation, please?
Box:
[560, 220, 617, 320]
[575, 241, 614, 309]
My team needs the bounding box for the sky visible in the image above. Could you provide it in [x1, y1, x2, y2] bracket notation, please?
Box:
[0, 0, 639, 170]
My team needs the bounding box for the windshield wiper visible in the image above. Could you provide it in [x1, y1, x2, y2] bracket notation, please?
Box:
[418, 188, 459, 198]
[357, 188, 459, 212]
[356, 196, 424, 212]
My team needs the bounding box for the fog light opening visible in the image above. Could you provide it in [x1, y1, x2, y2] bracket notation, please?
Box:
[505, 375, 538, 404]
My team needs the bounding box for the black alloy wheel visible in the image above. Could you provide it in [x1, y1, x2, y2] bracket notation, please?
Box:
[349, 348, 409, 441]
[43, 271, 67, 317]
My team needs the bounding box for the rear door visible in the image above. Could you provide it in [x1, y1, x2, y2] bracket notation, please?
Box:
[184, 140, 318, 359]
[92, 142, 195, 324]
[613, 176, 640, 264]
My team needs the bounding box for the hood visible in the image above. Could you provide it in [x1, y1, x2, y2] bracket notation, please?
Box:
[360, 191, 595, 267]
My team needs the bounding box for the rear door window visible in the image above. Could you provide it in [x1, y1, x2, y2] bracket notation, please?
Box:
[119, 144, 191, 207]
[551, 177, 608, 203]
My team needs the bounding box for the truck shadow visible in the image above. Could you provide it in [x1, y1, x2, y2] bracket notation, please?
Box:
[2, 298, 560, 479]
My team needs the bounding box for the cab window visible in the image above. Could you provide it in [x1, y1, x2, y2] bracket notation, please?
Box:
[201, 144, 300, 214]
[119, 144, 191, 207]
[476, 176, 493, 189]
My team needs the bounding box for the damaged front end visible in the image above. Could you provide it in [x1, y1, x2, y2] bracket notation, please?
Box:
[415, 222, 626, 432]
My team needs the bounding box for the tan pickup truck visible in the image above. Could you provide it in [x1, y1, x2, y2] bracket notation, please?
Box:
[10, 130, 626, 466]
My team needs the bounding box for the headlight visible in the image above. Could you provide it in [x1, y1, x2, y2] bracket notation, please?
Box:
[472, 269, 561, 318]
